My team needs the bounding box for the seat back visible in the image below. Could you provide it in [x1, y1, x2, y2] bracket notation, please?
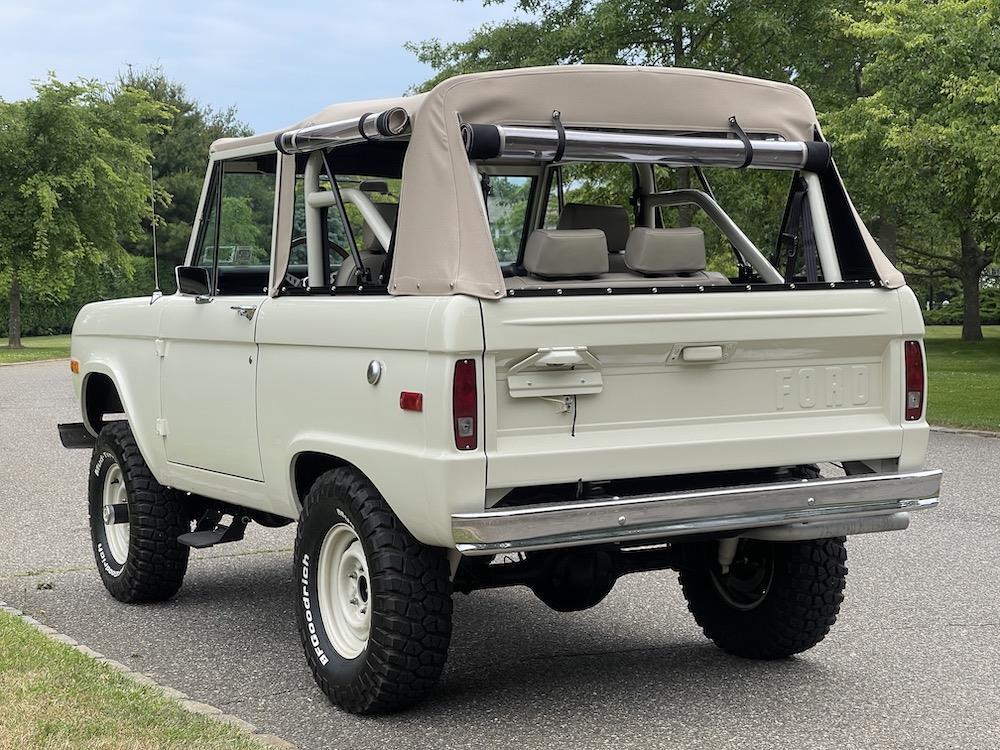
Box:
[334, 202, 397, 285]
[362, 202, 399, 253]
[523, 229, 609, 279]
[557, 203, 630, 252]
[624, 227, 707, 276]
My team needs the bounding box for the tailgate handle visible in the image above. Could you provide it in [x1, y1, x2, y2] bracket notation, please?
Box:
[681, 345, 724, 363]
[507, 346, 603, 398]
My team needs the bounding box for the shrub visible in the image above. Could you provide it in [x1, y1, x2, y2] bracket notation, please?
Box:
[922, 287, 1000, 326]
[0, 257, 158, 338]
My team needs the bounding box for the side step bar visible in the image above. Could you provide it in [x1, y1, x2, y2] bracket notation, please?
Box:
[178, 512, 249, 549]
[453, 469, 943, 555]
[58, 422, 96, 449]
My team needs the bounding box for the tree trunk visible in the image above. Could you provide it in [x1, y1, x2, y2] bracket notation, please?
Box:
[959, 230, 983, 342]
[876, 217, 898, 266]
[7, 268, 23, 349]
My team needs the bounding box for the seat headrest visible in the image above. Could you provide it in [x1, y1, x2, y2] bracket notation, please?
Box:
[557, 203, 630, 252]
[362, 202, 398, 254]
[523, 229, 609, 280]
[625, 227, 706, 276]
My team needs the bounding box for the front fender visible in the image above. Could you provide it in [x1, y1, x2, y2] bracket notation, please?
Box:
[71, 298, 166, 483]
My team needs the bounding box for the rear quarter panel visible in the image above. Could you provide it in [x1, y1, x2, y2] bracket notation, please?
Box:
[254, 294, 486, 547]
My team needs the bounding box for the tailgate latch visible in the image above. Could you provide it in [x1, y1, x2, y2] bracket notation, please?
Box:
[507, 346, 603, 398]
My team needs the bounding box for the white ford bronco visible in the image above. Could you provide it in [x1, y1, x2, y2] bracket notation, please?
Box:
[61, 66, 942, 714]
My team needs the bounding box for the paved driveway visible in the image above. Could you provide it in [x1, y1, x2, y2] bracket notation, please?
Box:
[1, 360, 998, 749]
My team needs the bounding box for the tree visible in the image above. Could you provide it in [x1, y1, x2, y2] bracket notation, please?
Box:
[114, 67, 251, 292]
[0, 77, 168, 348]
[410, 0, 860, 89]
[823, 0, 1000, 340]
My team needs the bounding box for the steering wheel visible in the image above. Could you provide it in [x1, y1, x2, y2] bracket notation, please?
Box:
[285, 235, 351, 287]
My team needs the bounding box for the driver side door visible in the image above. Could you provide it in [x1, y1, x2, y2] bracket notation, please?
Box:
[158, 154, 277, 482]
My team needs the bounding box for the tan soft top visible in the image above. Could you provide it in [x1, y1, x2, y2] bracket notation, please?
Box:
[212, 65, 903, 297]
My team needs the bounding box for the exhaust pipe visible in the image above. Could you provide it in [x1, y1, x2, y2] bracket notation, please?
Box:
[276, 107, 411, 155]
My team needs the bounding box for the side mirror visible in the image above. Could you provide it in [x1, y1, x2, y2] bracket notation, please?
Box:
[175, 266, 212, 300]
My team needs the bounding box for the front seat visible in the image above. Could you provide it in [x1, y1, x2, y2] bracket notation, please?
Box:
[334, 202, 397, 286]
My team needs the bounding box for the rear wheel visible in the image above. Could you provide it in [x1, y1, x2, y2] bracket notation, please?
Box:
[88, 422, 191, 603]
[678, 537, 847, 659]
[294, 467, 453, 714]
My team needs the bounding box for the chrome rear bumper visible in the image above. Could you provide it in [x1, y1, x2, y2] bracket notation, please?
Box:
[453, 469, 942, 555]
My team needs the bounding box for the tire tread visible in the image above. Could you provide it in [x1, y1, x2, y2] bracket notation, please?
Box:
[679, 537, 847, 659]
[90, 421, 189, 603]
[295, 468, 452, 714]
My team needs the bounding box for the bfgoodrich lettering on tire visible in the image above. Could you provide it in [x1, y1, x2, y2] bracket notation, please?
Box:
[294, 467, 453, 714]
[88, 421, 191, 603]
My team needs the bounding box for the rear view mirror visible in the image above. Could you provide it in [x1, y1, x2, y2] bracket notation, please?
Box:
[176, 266, 211, 297]
[359, 180, 390, 195]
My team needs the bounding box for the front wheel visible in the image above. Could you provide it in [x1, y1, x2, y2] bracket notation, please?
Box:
[294, 468, 453, 714]
[678, 537, 847, 659]
[88, 422, 191, 603]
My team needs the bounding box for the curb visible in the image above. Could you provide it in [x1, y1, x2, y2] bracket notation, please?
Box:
[0, 357, 70, 367]
[0, 601, 296, 750]
[930, 426, 1000, 439]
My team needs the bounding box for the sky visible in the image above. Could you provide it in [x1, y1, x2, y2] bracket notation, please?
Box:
[0, 0, 519, 132]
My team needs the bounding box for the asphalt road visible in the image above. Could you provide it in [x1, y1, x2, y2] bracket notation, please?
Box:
[1, 359, 998, 750]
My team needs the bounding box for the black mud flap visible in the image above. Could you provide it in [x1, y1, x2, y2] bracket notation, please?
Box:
[58, 422, 96, 449]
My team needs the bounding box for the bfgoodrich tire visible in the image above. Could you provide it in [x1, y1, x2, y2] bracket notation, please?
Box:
[88, 421, 191, 603]
[678, 537, 847, 659]
[294, 467, 453, 714]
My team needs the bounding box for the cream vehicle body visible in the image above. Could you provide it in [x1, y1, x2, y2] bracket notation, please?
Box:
[64, 66, 942, 714]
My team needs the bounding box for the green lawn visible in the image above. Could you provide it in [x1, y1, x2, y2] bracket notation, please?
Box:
[0, 334, 71, 364]
[924, 325, 1000, 432]
[0, 610, 269, 750]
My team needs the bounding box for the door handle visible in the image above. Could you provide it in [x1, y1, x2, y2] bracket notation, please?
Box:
[680, 345, 724, 362]
[666, 343, 736, 364]
[230, 305, 257, 321]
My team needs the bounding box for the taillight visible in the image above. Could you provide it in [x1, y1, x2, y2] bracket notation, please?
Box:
[904, 340, 925, 421]
[453, 359, 477, 450]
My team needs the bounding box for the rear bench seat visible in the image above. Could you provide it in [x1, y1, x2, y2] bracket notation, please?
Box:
[557, 203, 631, 272]
[506, 226, 730, 289]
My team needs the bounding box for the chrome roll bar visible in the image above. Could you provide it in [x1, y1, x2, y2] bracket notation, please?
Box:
[462, 122, 832, 171]
[275, 107, 411, 155]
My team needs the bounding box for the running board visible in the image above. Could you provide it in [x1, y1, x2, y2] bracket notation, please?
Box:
[178, 514, 248, 549]
[58, 422, 96, 449]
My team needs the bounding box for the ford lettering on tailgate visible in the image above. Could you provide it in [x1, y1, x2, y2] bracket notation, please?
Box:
[775, 366, 870, 410]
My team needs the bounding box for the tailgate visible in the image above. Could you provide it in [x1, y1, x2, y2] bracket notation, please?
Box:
[481, 288, 908, 490]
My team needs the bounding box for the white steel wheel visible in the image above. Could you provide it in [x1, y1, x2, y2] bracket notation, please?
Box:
[316, 523, 372, 659]
[101, 462, 130, 566]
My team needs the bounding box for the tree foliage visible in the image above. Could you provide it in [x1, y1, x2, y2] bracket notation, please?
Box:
[115, 67, 251, 291]
[410, 0, 857, 98]
[0, 77, 168, 346]
[824, 0, 1000, 339]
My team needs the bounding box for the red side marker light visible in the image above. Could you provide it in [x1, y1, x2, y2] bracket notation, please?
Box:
[400, 391, 423, 412]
